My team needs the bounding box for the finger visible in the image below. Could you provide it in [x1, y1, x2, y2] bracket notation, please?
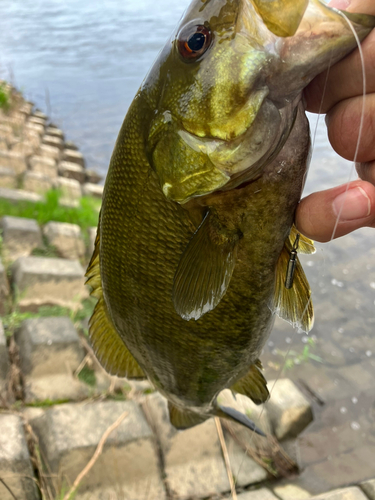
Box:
[356, 160, 375, 184]
[325, 93, 375, 162]
[295, 180, 375, 242]
[304, 1, 375, 113]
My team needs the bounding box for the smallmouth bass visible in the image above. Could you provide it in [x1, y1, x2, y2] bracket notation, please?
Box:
[86, 0, 375, 432]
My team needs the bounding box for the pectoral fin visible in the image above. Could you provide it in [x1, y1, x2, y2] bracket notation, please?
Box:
[168, 402, 208, 429]
[173, 208, 241, 321]
[231, 361, 269, 405]
[85, 222, 145, 379]
[271, 229, 314, 333]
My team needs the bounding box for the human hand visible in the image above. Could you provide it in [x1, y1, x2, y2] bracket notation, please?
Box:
[295, 0, 375, 242]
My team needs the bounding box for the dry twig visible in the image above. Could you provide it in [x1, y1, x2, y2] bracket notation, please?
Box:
[62, 411, 128, 500]
[215, 417, 237, 500]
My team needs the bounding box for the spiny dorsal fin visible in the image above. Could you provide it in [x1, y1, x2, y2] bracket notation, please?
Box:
[168, 402, 208, 429]
[289, 225, 315, 254]
[252, 0, 309, 37]
[173, 208, 241, 321]
[272, 236, 314, 333]
[85, 222, 145, 379]
[214, 404, 266, 436]
[231, 362, 270, 405]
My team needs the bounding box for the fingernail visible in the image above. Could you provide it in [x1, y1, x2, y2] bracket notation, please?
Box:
[328, 0, 350, 8]
[332, 187, 371, 221]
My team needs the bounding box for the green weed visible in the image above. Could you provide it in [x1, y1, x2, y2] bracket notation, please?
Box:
[77, 365, 96, 387]
[277, 338, 323, 370]
[0, 83, 10, 110]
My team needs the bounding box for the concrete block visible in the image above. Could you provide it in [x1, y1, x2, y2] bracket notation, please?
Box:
[0, 216, 43, 260]
[267, 379, 313, 440]
[0, 414, 39, 500]
[58, 160, 86, 183]
[32, 401, 166, 499]
[0, 320, 9, 383]
[62, 148, 84, 167]
[0, 150, 27, 174]
[38, 144, 61, 162]
[309, 487, 368, 500]
[46, 126, 64, 139]
[23, 373, 90, 403]
[360, 479, 375, 499]
[224, 489, 279, 500]
[42, 134, 63, 150]
[15, 316, 84, 377]
[11, 256, 88, 310]
[142, 392, 231, 499]
[0, 258, 10, 314]
[88, 227, 97, 256]
[0, 187, 42, 204]
[85, 169, 102, 184]
[22, 171, 54, 194]
[55, 176, 82, 200]
[29, 154, 57, 177]
[82, 182, 104, 198]
[0, 166, 17, 188]
[43, 221, 86, 259]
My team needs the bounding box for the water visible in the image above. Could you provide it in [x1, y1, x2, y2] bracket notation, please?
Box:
[1, 0, 375, 492]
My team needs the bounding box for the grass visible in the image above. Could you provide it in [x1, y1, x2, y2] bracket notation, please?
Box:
[277, 338, 323, 370]
[0, 189, 101, 231]
[77, 365, 96, 387]
[0, 83, 10, 111]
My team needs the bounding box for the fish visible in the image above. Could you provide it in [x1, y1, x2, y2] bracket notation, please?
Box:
[86, 0, 375, 433]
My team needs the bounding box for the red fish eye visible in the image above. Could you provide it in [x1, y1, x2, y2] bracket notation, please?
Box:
[177, 24, 212, 61]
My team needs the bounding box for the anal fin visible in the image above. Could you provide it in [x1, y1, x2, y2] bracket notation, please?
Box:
[173, 208, 241, 321]
[85, 221, 145, 379]
[231, 361, 270, 405]
[168, 402, 208, 429]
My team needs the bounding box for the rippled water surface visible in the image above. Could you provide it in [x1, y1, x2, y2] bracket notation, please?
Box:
[1, 1, 375, 491]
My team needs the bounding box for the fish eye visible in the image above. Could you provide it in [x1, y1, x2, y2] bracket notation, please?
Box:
[177, 23, 212, 61]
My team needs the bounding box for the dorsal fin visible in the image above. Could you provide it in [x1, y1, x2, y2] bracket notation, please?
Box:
[271, 229, 314, 333]
[85, 221, 145, 379]
[173, 208, 241, 321]
[231, 361, 270, 405]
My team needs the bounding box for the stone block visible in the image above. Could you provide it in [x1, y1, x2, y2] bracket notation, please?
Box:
[42, 134, 63, 150]
[273, 483, 312, 499]
[33, 110, 47, 121]
[18, 102, 33, 117]
[38, 143, 61, 162]
[0, 123, 13, 140]
[88, 227, 97, 256]
[15, 316, 84, 377]
[46, 126, 64, 139]
[58, 160, 85, 183]
[360, 479, 375, 499]
[85, 169, 102, 184]
[0, 166, 17, 188]
[0, 414, 39, 500]
[43, 221, 86, 259]
[28, 116, 46, 127]
[0, 320, 9, 382]
[11, 256, 88, 310]
[64, 141, 78, 150]
[142, 392, 231, 499]
[309, 487, 368, 500]
[22, 171, 54, 194]
[0, 216, 43, 260]
[11, 139, 36, 156]
[224, 489, 279, 500]
[267, 379, 313, 440]
[25, 121, 44, 138]
[62, 148, 84, 167]
[29, 154, 57, 177]
[32, 401, 166, 499]
[24, 373, 90, 403]
[55, 176, 82, 200]
[82, 182, 104, 198]
[0, 150, 27, 174]
[0, 187, 42, 204]
[0, 137, 8, 150]
[0, 258, 10, 314]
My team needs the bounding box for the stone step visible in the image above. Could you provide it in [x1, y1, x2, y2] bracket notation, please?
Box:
[58, 160, 85, 183]
[309, 486, 369, 499]
[11, 256, 88, 310]
[0, 414, 39, 500]
[142, 392, 267, 500]
[224, 489, 279, 500]
[62, 148, 84, 167]
[0, 167, 17, 189]
[42, 134, 64, 151]
[29, 154, 58, 177]
[22, 170, 54, 194]
[0, 216, 43, 261]
[0, 150, 27, 174]
[32, 400, 166, 499]
[82, 182, 103, 198]
[0, 187, 43, 204]
[43, 221, 86, 260]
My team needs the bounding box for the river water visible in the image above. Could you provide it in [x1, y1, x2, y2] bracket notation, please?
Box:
[1, 0, 375, 492]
